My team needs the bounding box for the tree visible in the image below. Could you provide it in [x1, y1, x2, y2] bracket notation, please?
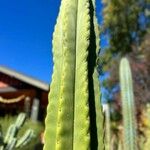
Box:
[101, 0, 150, 58]
[100, 0, 150, 106]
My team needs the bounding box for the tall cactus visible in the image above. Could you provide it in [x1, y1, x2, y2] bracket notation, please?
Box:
[44, 0, 104, 149]
[119, 58, 137, 150]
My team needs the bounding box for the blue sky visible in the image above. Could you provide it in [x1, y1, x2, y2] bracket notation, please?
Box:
[0, 0, 104, 84]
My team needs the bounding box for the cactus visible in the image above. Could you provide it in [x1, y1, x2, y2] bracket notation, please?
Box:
[0, 113, 34, 150]
[14, 113, 26, 129]
[119, 57, 137, 150]
[44, 0, 104, 149]
[4, 124, 17, 144]
[15, 129, 34, 148]
[5, 138, 17, 150]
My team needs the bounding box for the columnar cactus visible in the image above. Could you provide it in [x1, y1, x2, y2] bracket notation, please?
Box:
[44, 0, 104, 149]
[119, 58, 137, 150]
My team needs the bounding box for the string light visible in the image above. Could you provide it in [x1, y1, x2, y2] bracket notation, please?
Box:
[0, 95, 25, 104]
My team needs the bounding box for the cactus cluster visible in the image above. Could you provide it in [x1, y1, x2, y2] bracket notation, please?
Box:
[44, 0, 104, 149]
[119, 58, 137, 150]
[0, 113, 34, 150]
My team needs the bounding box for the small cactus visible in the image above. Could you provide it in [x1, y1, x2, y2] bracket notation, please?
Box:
[119, 57, 137, 150]
[5, 138, 17, 150]
[0, 113, 34, 150]
[4, 124, 17, 144]
[15, 129, 34, 148]
[15, 113, 26, 129]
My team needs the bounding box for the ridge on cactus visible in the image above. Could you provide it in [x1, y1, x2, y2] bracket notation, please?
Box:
[44, 0, 104, 149]
[119, 57, 137, 150]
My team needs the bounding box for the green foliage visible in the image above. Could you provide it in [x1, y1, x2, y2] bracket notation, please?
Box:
[0, 114, 44, 150]
[99, 0, 150, 86]
[119, 58, 137, 150]
[44, 0, 104, 149]
[102, 0, 150, 55]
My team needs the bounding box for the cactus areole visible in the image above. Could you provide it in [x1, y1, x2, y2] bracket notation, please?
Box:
[44, 0, 104, 149]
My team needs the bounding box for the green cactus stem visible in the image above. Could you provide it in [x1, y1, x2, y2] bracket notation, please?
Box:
[4, 125, 17, 144]
[44, 0, 104, 149]
[5, 138, 17, 150]
[15, 113, 26, 129]
[15, 129, 34, 148]
[119, 57, 137, 150]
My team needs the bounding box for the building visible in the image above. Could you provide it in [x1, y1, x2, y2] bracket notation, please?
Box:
[0, 66, 49, 121]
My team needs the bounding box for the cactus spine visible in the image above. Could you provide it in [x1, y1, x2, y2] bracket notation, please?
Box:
[119, 58, 137, 150]
[44, 0, 104, 149]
